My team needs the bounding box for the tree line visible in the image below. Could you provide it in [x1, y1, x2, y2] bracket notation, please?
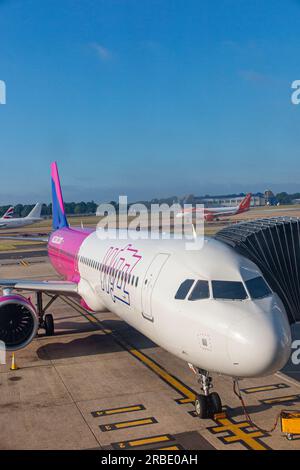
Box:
[1, 192, 300, 219]
[0, 201, 98, 218]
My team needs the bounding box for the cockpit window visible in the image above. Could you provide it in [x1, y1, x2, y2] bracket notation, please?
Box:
[175, 279, 194, 299]
[188, 280, 209, 301]
[245, 276, 271, 299]
[212, 280, 247, 300]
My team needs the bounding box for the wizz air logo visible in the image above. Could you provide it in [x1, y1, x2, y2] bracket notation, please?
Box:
[100, 244, 142, 306]
[0, 80, 6, 105]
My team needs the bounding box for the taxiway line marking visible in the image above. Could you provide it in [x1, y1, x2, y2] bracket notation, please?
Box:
[60, 296, 197, 402]
[158, 445, 181, 450]
[92, 404, 145, 417]
[20, 259, 29, 267]
[209, 417, 269, 451]
[242, 383, 289, 394]
[176, 397, 194, 404]
[100, 417, 157, 432]
[112, 434, 174, 449]
[260, 394, 300, 405]
[60, 296, 271, 451]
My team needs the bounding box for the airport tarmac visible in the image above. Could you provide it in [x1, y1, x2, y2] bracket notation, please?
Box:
[0, 255, 299, 450]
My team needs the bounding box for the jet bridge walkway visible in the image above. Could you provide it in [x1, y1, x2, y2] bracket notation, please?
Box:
[215, 217, 300, 324]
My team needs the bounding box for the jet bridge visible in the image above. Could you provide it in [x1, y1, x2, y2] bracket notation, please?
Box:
[215, 217, 300, 324]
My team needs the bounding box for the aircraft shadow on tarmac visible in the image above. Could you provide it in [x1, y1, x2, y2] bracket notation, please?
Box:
[36, 319, 157, 361]
[225, 402, 295, 419]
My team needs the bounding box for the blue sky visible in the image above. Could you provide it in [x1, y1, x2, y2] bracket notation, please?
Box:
[0, 0, 300, 203]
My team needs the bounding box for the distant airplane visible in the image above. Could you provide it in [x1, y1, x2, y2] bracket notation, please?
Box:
[177, 193, 252, 221]
[2, 206, 14, 219]
[0, 203, 43, 228]
[0, 168, 291, 420]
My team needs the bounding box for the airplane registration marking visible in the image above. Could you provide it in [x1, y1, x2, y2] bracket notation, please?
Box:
[241, 383, 289, 394]
[111, 434, 174, 449]
[100, 417, 157, 432]
[260, 395, 300, 405]
[91, 404, 145, 417]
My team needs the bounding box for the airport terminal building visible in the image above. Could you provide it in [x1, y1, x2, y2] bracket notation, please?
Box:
[195, 194, 265, 207]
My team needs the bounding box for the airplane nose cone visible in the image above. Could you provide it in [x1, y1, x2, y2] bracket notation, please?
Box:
[228, 309, 291, 377]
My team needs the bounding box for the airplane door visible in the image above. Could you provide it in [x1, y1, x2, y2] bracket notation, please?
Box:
[141, 253, 170, 321]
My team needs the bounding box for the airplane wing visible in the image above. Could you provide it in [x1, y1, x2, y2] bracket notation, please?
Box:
[0, 279, 78, 296]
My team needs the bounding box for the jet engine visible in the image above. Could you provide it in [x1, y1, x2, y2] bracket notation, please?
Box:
[0, 294, 39, 351]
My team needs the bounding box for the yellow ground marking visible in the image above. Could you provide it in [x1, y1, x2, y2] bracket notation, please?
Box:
[246, 386, 279, 393]
[129, 435, 170, 446]
[115, 418, 155, 429]
[261, 395, 300, 405]
[62, 296, 273, 451]
[113, 434, 173, 449]
[129, 347, 196, 402]
[60, 296, 196, 403]
[20, 259, 29, 267]
[158, 446, 180, 450]
[100, 417, 157, 432]
[210, 417, 269, 451]
[177, 397, 194, 404]
[242, 384, 288, 394]
[92, 405, 144, 417]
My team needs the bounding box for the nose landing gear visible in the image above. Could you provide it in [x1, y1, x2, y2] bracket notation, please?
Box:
[189, 365, 222, 419]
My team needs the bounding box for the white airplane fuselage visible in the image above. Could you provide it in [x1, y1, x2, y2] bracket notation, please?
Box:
[49, 228, 292, 379]
[0, 217, 42, 229]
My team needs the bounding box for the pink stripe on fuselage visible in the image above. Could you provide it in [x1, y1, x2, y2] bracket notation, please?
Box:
[51, 162, 65, 214]
[48, 227, 93, 282]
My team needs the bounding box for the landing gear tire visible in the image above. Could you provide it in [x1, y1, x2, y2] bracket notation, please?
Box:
[195, 395, 208, 419]
[209, 392, 222, 414]
[195, 393, 222, 419]
[44, 314, 54, 336]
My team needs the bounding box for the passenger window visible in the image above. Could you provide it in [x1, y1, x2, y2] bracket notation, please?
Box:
[175, 279, 195, 300]
[245, 276, 271, 299]
[188, 280, 209, 300]
[212, 281, 247, 300]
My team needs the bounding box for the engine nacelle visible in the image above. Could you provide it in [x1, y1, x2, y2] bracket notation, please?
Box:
[0, 294, 39, 351]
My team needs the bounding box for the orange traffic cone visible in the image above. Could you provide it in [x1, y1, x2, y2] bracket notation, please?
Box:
[10, 353, 19, 371]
